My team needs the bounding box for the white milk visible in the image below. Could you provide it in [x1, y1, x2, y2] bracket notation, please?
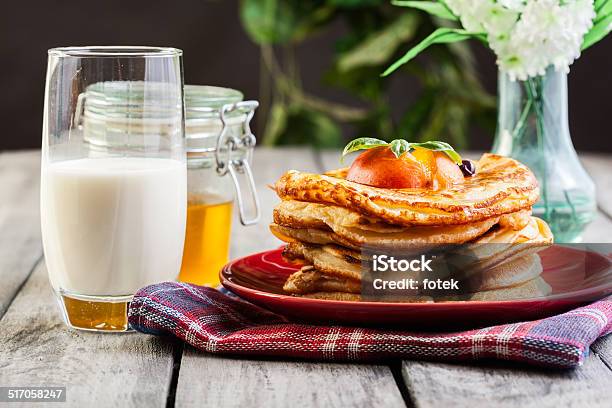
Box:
[41, 157, 187, 297]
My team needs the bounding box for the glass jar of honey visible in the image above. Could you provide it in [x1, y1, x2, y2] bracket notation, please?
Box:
[180, 86, 260, 286]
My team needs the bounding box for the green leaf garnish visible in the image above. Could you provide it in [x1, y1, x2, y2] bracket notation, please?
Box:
[341, 138, 388, 163]
[341, 138, 462, 164]
[408, 141, 462, 164]
[389, 139, 410, 158]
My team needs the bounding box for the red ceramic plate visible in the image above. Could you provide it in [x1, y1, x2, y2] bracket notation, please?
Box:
[220, 246, 612, 329]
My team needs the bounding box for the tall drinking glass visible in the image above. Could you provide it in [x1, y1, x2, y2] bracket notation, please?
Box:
[41, 47, 186, 332]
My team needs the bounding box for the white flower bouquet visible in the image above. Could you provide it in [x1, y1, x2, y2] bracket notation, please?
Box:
[383, 0, 611, 80]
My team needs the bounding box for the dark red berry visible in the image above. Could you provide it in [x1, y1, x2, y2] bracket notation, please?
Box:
[459, 159, 476, 177]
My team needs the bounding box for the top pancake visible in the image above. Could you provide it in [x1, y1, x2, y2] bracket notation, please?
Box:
[274, 153, 539, 226]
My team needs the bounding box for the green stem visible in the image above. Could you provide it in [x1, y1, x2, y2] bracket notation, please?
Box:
[511, 97, 533, 141]
[564, 189, 578, 221]
[526, 77, 550, 221]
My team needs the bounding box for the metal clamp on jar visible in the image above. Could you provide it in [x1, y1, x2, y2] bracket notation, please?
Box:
[180, 85, 260, 286]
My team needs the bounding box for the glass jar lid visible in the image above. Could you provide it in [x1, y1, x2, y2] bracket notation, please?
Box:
[185, 85, 247, 152]
[185, 85, 243, 116]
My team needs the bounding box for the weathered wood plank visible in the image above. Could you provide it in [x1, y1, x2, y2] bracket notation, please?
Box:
[176, 349, 405, 408]
[582, 211, 612, 243]
[0, 150, 43, 318]
[401, 355, 612, 408]
[592, 334, 612, 371]
[582, 154, 612, 218]
[0, 259, 176, 407]
[230, 147, 321, 259]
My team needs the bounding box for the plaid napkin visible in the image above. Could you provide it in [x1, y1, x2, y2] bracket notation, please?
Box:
[128, 282, 612, 368]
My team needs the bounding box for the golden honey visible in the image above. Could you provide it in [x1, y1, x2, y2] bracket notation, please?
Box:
[179, 195, 233, 286]
[61, 295, 129, 331]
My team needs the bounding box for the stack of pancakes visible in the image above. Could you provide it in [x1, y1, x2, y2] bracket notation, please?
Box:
[270, 153, 553, 302]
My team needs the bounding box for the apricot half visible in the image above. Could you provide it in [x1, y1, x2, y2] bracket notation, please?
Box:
[432, 151, 464, 189]
[346, 146, 464, 189]
[345, 146, 428, 188]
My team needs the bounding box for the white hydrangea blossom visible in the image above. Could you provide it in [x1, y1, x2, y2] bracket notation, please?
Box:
[445, 0, 595, 81]
[445, 0, 520, 35]
[444, 0, 486, 32]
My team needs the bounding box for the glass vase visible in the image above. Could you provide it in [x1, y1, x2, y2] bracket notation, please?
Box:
[492, 66, 596, 243]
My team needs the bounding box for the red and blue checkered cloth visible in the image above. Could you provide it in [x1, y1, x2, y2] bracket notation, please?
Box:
[128, 282, 612, 368]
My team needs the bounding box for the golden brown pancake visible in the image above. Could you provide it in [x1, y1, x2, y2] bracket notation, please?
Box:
[498, 209, 534, 230]
[283, 233, 545, 281]
[283, 266, 361, 294]
[287, 266, 550, 301]
[282, 239, 545, 293]
[272, 221, 551, 295]
[464, 254, 543, 292]
[270, 221, 506, 252]
[295, 276, 551, 302]
[271, 223, 359, 249]
[462, 217, 552, 272]
[302, 292, 363, 301]
[273, 200, 506, 249]
[440, 277, 552, 301]
[283, 242, 363, 281]
[275, 200, 532, 233]
[271, 214, 550, 259]
[274, 153, 539, 226]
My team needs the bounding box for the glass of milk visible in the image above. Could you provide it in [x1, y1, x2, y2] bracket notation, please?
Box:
[41, 47, 187, 332]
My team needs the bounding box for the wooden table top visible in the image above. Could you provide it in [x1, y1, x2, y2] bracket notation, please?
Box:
[1, 148, 611, 407]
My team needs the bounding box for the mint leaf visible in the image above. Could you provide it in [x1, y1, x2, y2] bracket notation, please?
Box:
[409, 141, 462, 164]
[341, 137, 389, 162]
[389, 139, 410, 158]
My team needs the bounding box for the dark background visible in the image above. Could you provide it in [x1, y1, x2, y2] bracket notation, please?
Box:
[1, 0, 611, 152]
